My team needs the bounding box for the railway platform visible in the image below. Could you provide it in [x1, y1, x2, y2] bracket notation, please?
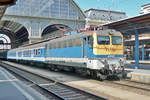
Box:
[0, 66, 48, 100]
[126, 68, 150, 83]
[126, 60, 150, 65]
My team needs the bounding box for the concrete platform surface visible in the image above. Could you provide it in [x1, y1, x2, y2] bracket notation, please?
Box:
[0, 66, 48, 100]
[126, 68, 150, 83]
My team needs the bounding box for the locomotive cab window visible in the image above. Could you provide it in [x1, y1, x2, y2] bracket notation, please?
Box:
[97, 36, 110, 45]
[112, 36, 122, 45]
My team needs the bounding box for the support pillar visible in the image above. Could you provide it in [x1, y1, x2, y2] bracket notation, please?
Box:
[134, 29, 139, 69]
[142, 44, 145, 60]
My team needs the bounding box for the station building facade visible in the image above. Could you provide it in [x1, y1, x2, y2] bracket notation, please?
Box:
[84, 8, 127, 27]
[141, 3, 150, 14]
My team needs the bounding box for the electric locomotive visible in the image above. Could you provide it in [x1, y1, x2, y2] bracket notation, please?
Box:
[7, 29, 125, 80]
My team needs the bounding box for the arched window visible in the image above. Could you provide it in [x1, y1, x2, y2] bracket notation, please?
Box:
[0, 34, 11, 50]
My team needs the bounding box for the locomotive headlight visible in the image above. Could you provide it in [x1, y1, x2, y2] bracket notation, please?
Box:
[119, 58, 123, 61]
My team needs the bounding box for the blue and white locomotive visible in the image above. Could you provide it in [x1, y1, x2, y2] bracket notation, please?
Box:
[7, 29, 125, 79]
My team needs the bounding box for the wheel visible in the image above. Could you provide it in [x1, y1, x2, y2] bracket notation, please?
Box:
[96, 71, 107, 81]
[89, 70, 97, 79]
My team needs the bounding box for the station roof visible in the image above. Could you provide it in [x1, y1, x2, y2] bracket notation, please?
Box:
[125, 37, 150, 46]
[0, 0, 17, 24]
[0, 0, 28, 48]
[0, 0, 16, 19]
[0, 20, 29, 46]
[0, 6, 7, 19]
[103, 12, 150, 69]
[0, 0, 16, 5]
[103, 13, 150, 35]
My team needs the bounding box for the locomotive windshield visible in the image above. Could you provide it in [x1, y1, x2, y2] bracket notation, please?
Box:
[97, 36, 110, 45]
[112, 36, 122, 45]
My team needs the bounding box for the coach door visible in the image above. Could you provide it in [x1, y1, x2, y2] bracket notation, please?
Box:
[82, 37, 88, 58]
[82, 36, 93, 58]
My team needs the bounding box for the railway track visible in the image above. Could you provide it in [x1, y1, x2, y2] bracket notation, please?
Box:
[0, 62, 107, 100]
[113, 79, 150, 91]
[105, 79, 150, 92]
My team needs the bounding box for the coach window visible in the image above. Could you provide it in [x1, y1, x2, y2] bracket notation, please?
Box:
[60, 42, 63, 48]
[60, 42, 62, 48]
[71, 39, 74, 46]
[25, 50, 29, 56]
[67, 40, 69, 47]
[73, 39, 77, 46]
[58, 42, 60, 48]
[51, 44, 52, 49]
[75, 39, 81, 46]
[69, 39, 72, 47]
[34, 50, 36, 55]
[53, 43, 56, 49]
[61, 41, 64, 48]
[23, 51, 25, 56]
[22, 51, 24, 56]
[49, 44, 51, 49]
[38, 49, 40, 55]
[36, 49, 38, 55]
[74, 39, 77, 46]
[57, 42, 59, 48]
[50, 44, 52, 49]
[34, 49, 36, 55]
[64, 40, 67, 48]
[41, 49, 43, 55]
[58, 42, 61, 48]
[56, 42, 59, 48]
[60, 41, 63, 48]
[35, 50, 36, 55]
[30, 50, 32, 56]
[28, 50, 30, 56]
[51, 44, 53, 49]
[56, 43, 58, 48]
[31, 50, 33, 56]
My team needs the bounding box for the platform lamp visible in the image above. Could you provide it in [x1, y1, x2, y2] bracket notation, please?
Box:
[0, 0, 16, 5]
